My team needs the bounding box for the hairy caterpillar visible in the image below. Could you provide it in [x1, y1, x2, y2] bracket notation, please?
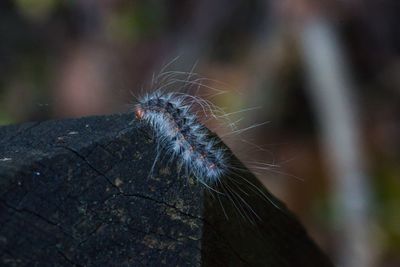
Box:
[133, 69, 283, 223]
[134, 90, 228, 187]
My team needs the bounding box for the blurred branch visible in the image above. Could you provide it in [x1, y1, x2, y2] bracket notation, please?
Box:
[298, 16, 375, 267]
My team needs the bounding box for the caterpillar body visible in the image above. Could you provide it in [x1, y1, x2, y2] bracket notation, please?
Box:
[134, 90, 228, 187]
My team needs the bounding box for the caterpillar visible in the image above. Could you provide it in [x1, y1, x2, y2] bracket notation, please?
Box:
[134, 90, 229, 186]
[133, 70, 283, 223]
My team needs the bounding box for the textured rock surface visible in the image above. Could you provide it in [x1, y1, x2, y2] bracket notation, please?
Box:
[0, 114, 203, 266]
[0, 113, 332, 266]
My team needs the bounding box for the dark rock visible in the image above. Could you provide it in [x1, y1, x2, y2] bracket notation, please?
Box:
[0, 113, 332, 267]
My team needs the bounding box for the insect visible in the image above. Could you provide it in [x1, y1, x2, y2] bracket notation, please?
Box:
[133, 70, 284, 224]
[134, 90, 228, 188]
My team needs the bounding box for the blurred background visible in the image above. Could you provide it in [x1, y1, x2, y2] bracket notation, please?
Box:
[0, 0, 399, 266]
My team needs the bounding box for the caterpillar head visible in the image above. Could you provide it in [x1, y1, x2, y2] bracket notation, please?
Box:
[134, 104, 145, 120]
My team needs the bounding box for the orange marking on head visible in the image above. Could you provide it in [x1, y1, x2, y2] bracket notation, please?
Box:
[134, 105, 145, 119]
